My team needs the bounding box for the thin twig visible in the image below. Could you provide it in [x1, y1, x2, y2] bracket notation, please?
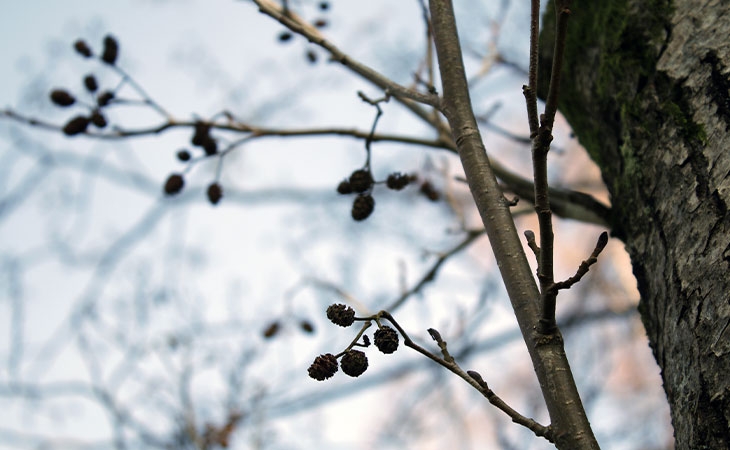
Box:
[542, 0, 572, 129]
[338, 321, 373, 356]
[524, 0, 541, 135]
[551, 232, 608, 292]
[378, 311, 553, 442]
[386, 229, 485, 311]
[0, 109, 448, 148]
[252, 0, 440, 109]
[357, 91, 390, 169]
[467, 370, 554, 441]
[109, 65, 172, 120]
[528, 0, 574, 334]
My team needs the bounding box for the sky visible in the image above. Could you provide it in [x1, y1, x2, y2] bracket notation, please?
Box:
[0, 1, 672, 449]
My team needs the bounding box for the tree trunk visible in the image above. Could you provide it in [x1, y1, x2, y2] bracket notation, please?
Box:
[540, 0, 730, 448]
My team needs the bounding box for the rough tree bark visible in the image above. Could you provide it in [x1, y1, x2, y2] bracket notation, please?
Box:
[540, 0, 730, 448]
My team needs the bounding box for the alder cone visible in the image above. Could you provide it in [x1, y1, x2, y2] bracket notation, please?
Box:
[299, 320, 315, 333]
[351, 195, 375, 221]
[348, 169, 373, 193]
[101, 35, 119, 65]
[340, 350, 368, 377]
[308, 353, 338, 381]
[191, 121, 211, 147]
[262, 321, 280, 338]
[374, 326, 399, 354]
[326, 304, 355, 327]
[420, 181, 440, 201]
[73, 39, 93, 58]
[62, 116, 90, 136]
[207, 183, 223, 205]
[202, 138, 218, 156]
[164, 173, 185, 195]
[84, 75, 98, 92]
[177, 149, 192, 162]
[50, 89, 75, 107]
[97, 91, 115, 107]
[337, 180, 352, 195]
[90, 110, 107, 128]
[386, 173, 410, 190]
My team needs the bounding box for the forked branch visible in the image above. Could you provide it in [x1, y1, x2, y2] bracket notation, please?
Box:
[428, 0, 600, 447]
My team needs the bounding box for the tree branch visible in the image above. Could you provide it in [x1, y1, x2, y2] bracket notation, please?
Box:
[378, 312, 554, 442]
[428, 0, 599, 447]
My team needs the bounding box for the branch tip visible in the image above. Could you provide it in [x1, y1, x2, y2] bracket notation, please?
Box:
[596, 231, 609, 253]
[427, 328, 442, 342]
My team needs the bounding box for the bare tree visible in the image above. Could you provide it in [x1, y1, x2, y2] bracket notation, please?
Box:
[3, 0, 709, 448]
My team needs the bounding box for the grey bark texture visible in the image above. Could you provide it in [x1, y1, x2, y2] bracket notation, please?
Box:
[540, 0, 730, 448]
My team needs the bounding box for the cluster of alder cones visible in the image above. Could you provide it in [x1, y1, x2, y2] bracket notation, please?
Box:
[308, 304, 400, 380]
[336, 169, 413, 221]
[48, 35, 120, 136]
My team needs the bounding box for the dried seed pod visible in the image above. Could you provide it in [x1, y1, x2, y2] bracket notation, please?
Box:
[337, 180, 352, 195]
[374, 326, 399, 354]
[340, 350, 368, 377]
[318, 2, 330, 11]
[97, 91, 115, 107]
[326, 304, 355, 327]
[176, 149, 191, 162]
[101, 35, 119, 65]
[386, 172, 410, 190]
[351, 194, 375, 221]
[348, 169, 373, 193]
[313, 19, 328, 28]
[83, 75, 98, 93]
[278, 31, 293, 42]
[191, 121, 211, 147]
[206, 183, 223, 205]
[202, 137, 218, 156]
[299, 320, 315, 334]
[308, 353, 338, 381]
[262, 321, 280, 338]
[89, 110, 107, 128]
[50, 89, 75, 107]
[420, 181, 440, 201]
[163, 173, 185, 195]
[306, 50, 318, 64]
[62, 115, 90, 136]
[73, 39, 93, 58]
